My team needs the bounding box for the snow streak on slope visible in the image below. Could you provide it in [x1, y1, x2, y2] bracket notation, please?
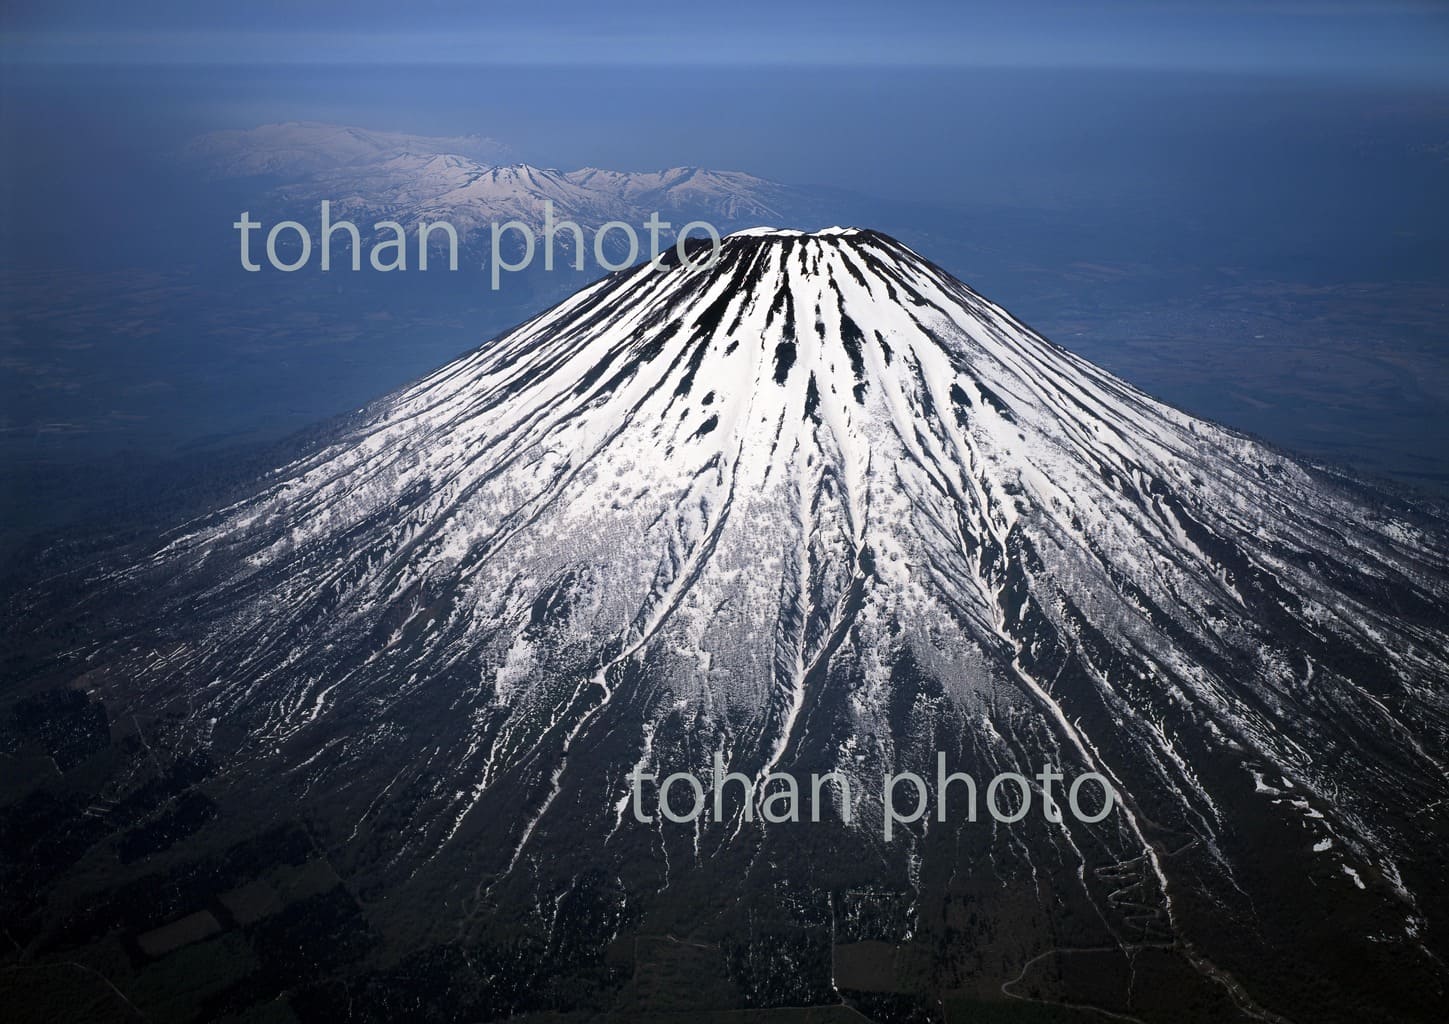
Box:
[61, 227, 1449, 1014]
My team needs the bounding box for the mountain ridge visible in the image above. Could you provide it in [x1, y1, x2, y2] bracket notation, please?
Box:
[187, 122, 820, 244]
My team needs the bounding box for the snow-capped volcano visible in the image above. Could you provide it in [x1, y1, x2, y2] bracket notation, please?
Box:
[15, 229, 1449, 1020]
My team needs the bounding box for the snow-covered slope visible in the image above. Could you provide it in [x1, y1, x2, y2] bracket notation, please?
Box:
[34, 228, 1449, 1019]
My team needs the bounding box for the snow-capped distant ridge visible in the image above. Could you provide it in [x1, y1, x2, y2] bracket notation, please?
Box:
[187, 122, 822, 238]
[183, 121, 512, 177]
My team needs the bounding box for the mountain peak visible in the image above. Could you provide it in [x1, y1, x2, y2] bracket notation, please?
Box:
[726, 225, 865, 238]
[53, 225, 1449, 1019]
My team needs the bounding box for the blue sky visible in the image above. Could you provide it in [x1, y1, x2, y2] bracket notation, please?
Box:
[1, 1, 1446, 486]
[4, 1, 1448, 81]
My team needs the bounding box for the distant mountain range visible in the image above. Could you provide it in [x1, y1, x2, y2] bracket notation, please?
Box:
[185, 122, 516, 177]
[5, 228, 1448, 1022]
[186, 122, 822, 250]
